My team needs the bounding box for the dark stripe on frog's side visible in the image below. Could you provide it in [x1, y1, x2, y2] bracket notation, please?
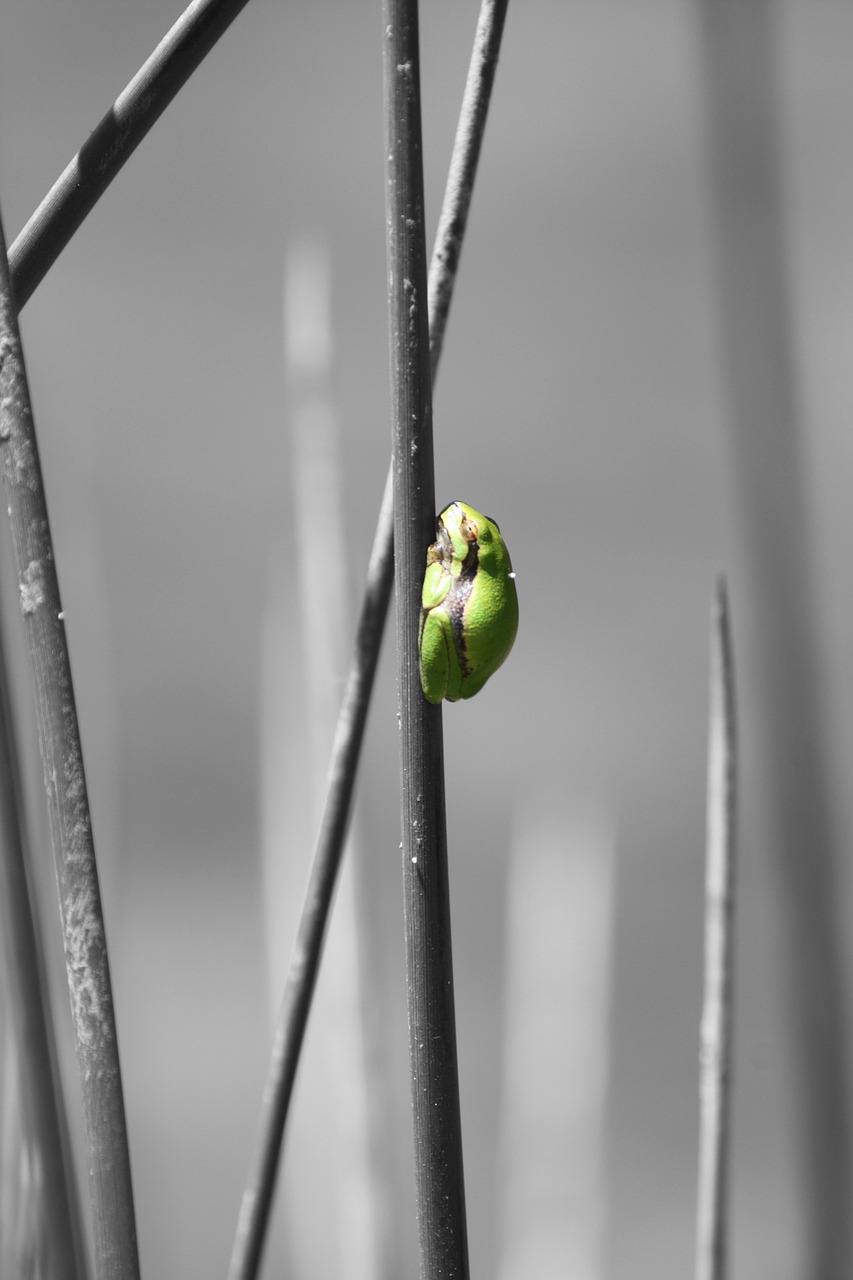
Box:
[446, 538, 479, 679]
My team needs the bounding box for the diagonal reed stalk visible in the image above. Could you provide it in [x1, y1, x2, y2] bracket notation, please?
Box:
[383, 1, 468, 1275]
[228, 4, 508, 1276]
[0, 209, 139, 1280]
[10, 0, 256, 310]
[695, 578, 737, 1280]
[427, 0, 509, 378]
[699, 4, 851, 1273]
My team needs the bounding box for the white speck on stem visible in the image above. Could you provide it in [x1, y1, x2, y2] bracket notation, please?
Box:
[19, 560, 46, 615]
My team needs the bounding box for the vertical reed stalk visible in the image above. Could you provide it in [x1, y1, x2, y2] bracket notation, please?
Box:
[383, 2, 469, 1276]
[0, 208, 139, 1280]
[699, 6, 851, 1273]
[695, 579, 737, 1280]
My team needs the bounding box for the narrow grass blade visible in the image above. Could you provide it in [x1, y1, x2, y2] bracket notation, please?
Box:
[0, 208, 139, 1280]
[699, 5, 851, 1272]
[228, 3, 509, 1275]
[10, 0, 255, 310]
[695, 578, 737, 1280]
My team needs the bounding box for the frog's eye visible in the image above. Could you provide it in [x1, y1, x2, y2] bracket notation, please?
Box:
[460, 515, 479, 543]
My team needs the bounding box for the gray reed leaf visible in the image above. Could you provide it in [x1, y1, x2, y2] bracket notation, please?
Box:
[0, 207, 139, 1280]
[0, 608, 88, 1280]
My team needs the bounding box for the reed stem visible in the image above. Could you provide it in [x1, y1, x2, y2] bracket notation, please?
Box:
[383, 3, 469, 1275]
[695, 578, 737, 1280]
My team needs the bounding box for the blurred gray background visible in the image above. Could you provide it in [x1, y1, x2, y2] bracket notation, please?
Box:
[1, 1, 852, 1277]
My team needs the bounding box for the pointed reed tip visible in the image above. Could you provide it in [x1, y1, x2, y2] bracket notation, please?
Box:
[709, 572, 736, 741]
[712, 573, 731, 629]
